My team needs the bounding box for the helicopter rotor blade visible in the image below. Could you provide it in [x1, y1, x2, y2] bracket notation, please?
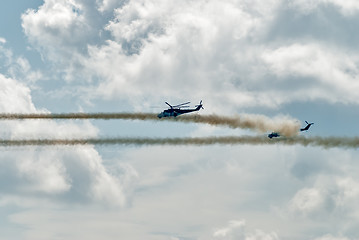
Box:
[165, 102, 173, 109]
[173, 102, 191, 108]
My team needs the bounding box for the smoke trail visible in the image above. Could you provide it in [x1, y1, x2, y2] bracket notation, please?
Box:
[0, 136, 358, 149]
[0, 113, 158, 120]
[0, 113, 301, 136]
[179, 114, 300, 137]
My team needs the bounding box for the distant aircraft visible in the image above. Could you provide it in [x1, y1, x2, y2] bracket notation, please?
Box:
[157, 100, 204, 118]
[268, 132, 280, 139]
[300, 121, 314, 131]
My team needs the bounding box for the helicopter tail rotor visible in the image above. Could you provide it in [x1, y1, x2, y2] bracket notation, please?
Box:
[195, 100, 204, 110]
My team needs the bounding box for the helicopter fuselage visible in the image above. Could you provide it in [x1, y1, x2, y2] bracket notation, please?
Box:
[268, 132, 280, 139]
[157, 106, 201, 118]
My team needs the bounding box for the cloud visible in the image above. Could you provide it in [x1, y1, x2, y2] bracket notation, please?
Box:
[21, 0, 89, 53]
[81, 0, 280, 108]
[0, 74, 37, 113]
[288, 175, 359, 221]
[20, 0, 359, 111]
[314, 234, 351, 240]
[290, 0, 359, 15]
[21, 0, 286, 110]
[213, 220, 246, 239]
[0, 44, 137, 208]
[2, 142, 358, 239]
[59, 147, 138, 205]
[213, 220, 279, 240]
[0, 147, 138, 207]
[262, 44, 359, 104]
[96, 0, 127, 12]
[289, 187, 325, 215]
[102, 145, 297, 239]
[0, 41, 43, 87]
[0, 37, 6, 44]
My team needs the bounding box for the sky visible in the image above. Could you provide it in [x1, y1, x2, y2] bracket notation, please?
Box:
[1, 0, 359, 239]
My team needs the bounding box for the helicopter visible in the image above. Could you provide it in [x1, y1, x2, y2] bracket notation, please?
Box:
[268, 132, 280, 139]
[157, 100, 204, 118]
[300, 121, 314, 131]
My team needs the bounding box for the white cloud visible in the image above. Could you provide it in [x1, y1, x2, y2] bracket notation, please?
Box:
[314, 234, 351, 240]
[0, 62, 98, 139]
[1, 143, 358, 239]
[21, 0, 90, 64]
[0, 74, 37, 113]
[105, 0, 167, 44]
[289, 187, 325, 215]
[22, 0, 87, 43]
[0, 45, 137, 208]
[288, 175, 359, 221]
[21, 0, 286, 110]
[262, 44, 359, 104]
[81, 0, 288, 110]
[213, 220, 246, 239]
[329, 0, 359, 15]
[333, 177, 359, 211]
[61, 147, 138, 206]
[96, 0, 127, 12]
[21, 0, 359, 110]
[213, 220, 279, 240]
[0, 147, 138, 207]
[102, 145, 297, 239]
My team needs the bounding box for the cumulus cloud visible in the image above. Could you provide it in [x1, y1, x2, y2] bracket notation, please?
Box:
[0, 147, 138, 207]
[0, 43, 137, 208]
[0, 74, 37, 113]
[59, 147, 138, 206]
[21, 0, 89, 52]
[288, 175, 359, 221]
[213, 220, 279, 240]
[21, 0, 285, 109]
[262, 44, 359, 104]
[83, 0, 281, 109]
[314, 234, 351, 240]
[0, 121, 134, 207]
[21, 0, 359, 111]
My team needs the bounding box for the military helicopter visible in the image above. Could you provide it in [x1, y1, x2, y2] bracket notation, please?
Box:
[300, 121, 314, 131]
[157, 100, 204, 118]
[268, 132, 280, 139]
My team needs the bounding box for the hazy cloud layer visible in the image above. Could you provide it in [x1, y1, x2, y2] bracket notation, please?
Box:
[8, 145, 351, 240]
